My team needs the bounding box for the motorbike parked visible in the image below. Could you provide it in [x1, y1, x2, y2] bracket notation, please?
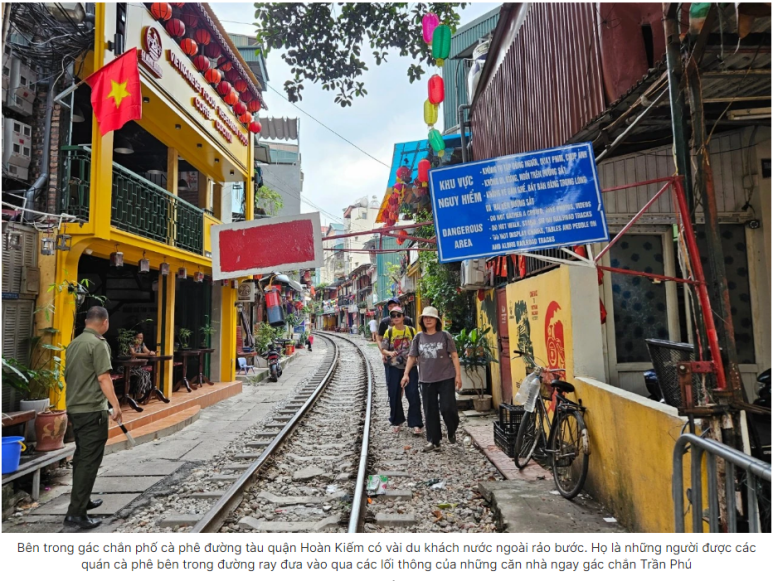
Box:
[263, 339, 284, 382]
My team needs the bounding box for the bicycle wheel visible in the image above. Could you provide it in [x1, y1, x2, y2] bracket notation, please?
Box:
[514, 405, 542, 469]
[551, 410, 589, 499]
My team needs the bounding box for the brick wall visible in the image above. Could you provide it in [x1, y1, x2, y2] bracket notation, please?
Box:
[29, 86, 62, 214]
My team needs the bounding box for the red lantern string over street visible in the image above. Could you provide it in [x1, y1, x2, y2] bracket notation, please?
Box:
[204, 43, 221, 59]
[248, 120, 262, 134]
[233, 101, 247, 115]
[181, 12, 198, 28]
[418, 158, 430, 186]
[150, 3, 172, 21]
[224, 89, 239, 106]
[165, 18, 185, 38]
[234, 79, 248, 93]
[204, 67, 222, 84]
[179, 38, 198, 56]
[217, 56, 233, 71]
[216, 80, 232, 96]
[248, 99, 261, 113]
[193, 28, 211, 46]
[428, 74, 444, 105]
[193, 55, 210, 72]
[238, 112, 253, 125]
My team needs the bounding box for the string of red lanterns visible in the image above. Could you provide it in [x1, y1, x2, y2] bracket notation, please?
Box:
[148, 2, 263, 132]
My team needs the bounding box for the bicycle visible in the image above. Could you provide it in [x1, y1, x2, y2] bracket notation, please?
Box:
[512, 350, 590, 499]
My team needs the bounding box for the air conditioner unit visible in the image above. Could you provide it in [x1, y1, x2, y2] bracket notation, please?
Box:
[5, 56, 36, 116]
[460, 258, 487, 290]
[3, 118, 32, 180]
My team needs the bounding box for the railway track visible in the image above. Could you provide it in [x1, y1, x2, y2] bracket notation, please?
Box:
[190, 332, 373, 533]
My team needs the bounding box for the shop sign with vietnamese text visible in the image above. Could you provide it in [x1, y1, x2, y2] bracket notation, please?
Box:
[429, 142, 609, 263]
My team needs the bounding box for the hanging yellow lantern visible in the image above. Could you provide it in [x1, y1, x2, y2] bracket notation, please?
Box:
[423, 99, 438, 126]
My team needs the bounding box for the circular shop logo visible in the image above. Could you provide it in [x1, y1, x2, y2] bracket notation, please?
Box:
[143, 26, 163, 62]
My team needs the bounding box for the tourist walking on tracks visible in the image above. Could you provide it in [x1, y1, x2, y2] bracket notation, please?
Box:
[63, 306, 122, 529]
[381, 306, 422, 435]
[402, 306, 461, 452]
[368, 317, 378, 342]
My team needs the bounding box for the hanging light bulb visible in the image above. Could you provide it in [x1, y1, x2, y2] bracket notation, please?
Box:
[55, 234, 72, 251]
[110, 245, 124, 267]
[160, 261, 171, 276]
[139, 251, 150, 273]
[41, 237, 55, 255]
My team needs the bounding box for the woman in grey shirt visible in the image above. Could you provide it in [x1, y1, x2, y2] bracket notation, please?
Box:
[401, 306, 462, 452]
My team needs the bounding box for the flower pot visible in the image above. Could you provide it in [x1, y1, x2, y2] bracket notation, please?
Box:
[19, 398, 50, 443]
[472, 395, 493, 412]
[285, 345, 295, 356]
[34, 409, 68, 452]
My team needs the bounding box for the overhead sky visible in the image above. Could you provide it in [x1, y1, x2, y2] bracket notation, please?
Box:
[211, 1, 498, 226]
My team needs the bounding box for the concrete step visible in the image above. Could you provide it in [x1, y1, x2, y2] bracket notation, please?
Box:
[375, 513, 417, 527]
[158, 514, 200, 528]
[239, 514, 341, 532]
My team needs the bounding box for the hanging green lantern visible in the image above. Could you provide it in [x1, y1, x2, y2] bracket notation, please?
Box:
[428, 128, 445, 158]
[432, 24, 451, 66]
[424, 99, 438, 126]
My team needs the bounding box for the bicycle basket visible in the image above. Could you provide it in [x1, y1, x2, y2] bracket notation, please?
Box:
[645, 339, 716, 409]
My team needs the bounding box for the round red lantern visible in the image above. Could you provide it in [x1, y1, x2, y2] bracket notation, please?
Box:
[179, 38, 198, 56]
[193, 28, 211, 46]
[150, 3, 172, 21]
[428, 74, 444, 105]
[204, 43, 221, 59]
[418, 158, 431, 186]
[181, 12, 198, 28]
[193, 55, 210, 72]
[248, 99, 261, 113]
[216, 80, 232, 96]
[239, 90, 252, 103]
[165, 18, 185, 38]
[204, 68, 222, 84]
[224, 89, 239, 106]
[226, 70, 241, 84]
[396, 165, 412, 183]
[234, 79, 248, 93]
[397, 230, 408, 246]
[217, 56, 233, 72]
[233, 101, 247, 116]
[239, 112, 253, 125]
[248, 120, 262, 134]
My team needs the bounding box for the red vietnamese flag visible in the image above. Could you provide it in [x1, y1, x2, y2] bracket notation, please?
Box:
[85, 50, 142, 136]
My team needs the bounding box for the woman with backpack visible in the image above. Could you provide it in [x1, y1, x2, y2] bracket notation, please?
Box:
[401, 306, 461, 452]
[382, 306, 423, 435]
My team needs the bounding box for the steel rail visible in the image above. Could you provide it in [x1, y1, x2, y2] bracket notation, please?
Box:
[190, 335, 341, 533]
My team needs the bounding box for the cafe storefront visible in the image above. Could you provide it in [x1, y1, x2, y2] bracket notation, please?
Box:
[50, 3, 263, 410]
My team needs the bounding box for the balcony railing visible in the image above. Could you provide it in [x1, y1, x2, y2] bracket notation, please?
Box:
[61, 147, 204, 255]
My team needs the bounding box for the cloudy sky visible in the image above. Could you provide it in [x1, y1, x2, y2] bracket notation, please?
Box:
[210, 1, 498, 225]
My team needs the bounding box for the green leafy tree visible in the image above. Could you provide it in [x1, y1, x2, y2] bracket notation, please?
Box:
[254, 2, 467, 106]
[255, 184, 284, 216]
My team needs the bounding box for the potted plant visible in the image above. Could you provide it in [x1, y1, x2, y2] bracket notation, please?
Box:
[3, 357, 50, 444]
[178, 328, 193, 350]
[454, 325, 498, 412]
[116, 328, 137, 359]
[200, 316, 216, 348]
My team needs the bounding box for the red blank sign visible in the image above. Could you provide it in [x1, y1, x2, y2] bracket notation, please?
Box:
[211, 213, 322, 280]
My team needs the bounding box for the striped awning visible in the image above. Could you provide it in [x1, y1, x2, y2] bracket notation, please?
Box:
[258, 117, 299, 141]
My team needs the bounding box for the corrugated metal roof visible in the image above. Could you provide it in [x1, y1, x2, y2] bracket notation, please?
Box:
[258, 117, 299, 141]
[442, 7, 501, 131]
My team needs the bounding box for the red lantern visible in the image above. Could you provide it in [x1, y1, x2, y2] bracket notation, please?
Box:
[396, 165, 411, 183]
[193, 54, 210, 72]
[194, 28, 211, 46]
[181, 13, 198, 28]
[217, 56, 233, 71]
[233, 101, 247, 116]
[204, 68, 222, 84]
[204, 43, 221, 59]
[225, 70, 241, 84]
[150, 3, 172, 21]
[428, 74, 444, 105]
[418, 158, 430, 186]
[397, 230, 408, 245]
[180, 38, 198, 56]
[165, 18, 185, 38]
[216, 81, 232, 96]
[239, 90, 252, 103]
[248, 120, 262, 134]
[248, 99, 261, 113]
[170, 2, 185, 6]
[224, 89, 239, 106]
[234, 79, 248, 93]
[239, 112, 253, 125]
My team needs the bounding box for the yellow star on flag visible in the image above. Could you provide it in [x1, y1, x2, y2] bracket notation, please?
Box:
[107, 79, 130, 109]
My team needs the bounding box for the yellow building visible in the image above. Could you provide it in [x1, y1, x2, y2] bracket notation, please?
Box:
[49, 3, 262, 405]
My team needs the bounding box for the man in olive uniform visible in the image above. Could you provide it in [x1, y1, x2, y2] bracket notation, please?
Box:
[63, 306, 122, 529]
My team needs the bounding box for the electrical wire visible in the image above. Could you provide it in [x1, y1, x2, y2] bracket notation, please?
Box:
[265, 84, 391, 169]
